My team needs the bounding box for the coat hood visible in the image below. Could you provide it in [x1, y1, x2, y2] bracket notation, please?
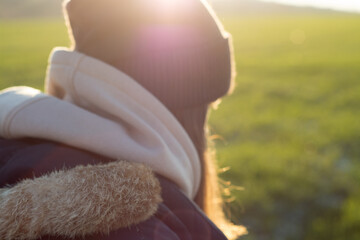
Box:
[0, 48, 201, 199]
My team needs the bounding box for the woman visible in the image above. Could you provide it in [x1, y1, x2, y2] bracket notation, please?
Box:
[0, 0, 246, 239]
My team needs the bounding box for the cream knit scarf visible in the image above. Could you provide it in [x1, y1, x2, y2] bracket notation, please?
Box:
[0, 48, 201, 198]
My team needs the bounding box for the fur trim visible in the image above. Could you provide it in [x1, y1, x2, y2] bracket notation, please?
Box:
[0, 161, 162, 240]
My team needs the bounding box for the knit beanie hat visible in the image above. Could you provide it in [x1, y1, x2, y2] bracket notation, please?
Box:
[64, 0, 234, 109]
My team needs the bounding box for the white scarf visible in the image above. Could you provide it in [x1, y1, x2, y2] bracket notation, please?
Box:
[0, 48, 201, 199]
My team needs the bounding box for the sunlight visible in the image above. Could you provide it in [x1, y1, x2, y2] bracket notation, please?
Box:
[144, 0, 194, 20]
[153, 0, 179, 12]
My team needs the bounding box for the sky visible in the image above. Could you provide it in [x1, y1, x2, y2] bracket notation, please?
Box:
[259, 0, 360, 13]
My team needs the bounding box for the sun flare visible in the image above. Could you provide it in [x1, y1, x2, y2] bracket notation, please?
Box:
[143, 0, 194, 20]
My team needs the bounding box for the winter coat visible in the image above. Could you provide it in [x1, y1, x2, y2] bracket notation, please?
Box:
[0, 48, 228, 239]
[0, 137, 228, 240]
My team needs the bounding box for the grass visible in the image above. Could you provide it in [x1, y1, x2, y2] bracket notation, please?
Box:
[1, 12, 360, 240]
[211, 13, 360, 240]
[0, 19, 69, 90]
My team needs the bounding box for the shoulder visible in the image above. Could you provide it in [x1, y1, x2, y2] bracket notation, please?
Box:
[0, 137, 162, 240]
[0, 137, 112, 186]
[0, 138, 228, 240]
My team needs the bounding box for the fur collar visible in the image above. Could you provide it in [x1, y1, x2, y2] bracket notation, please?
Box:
[0, 161, 162, 240]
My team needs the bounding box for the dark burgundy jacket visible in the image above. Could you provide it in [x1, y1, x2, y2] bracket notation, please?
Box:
[0, 137, 228, 240]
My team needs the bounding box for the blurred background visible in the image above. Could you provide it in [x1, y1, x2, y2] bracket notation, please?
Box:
[1, 0, 359, 239]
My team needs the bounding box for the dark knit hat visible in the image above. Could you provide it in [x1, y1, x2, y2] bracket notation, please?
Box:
[64, 0, 234, 109]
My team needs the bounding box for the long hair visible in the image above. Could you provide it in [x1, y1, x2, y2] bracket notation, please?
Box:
[171, 105, 246, 240]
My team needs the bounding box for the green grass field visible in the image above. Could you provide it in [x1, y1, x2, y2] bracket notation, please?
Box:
[214, 14, 360, 240]
[1, 12, 360, 240]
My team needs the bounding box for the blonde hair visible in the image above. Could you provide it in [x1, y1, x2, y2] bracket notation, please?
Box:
[171, 101, 246, 240]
